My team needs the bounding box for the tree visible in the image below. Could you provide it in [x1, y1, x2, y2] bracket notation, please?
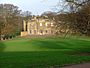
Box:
[41, 11, 57, 20]
[55, 0, 90, 36]
[65, 0, 90, 36]
[0, 4, 22, 40]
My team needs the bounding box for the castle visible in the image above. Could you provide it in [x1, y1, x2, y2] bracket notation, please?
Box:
[21, 16, 55, 36]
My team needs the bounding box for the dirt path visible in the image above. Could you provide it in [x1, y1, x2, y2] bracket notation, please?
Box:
[62, 63, 90, 68]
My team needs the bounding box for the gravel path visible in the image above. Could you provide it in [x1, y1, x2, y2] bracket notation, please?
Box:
[62, 63, 90, 68]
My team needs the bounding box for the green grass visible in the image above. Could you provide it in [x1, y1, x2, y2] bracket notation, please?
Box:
[0, 36, 90, 68]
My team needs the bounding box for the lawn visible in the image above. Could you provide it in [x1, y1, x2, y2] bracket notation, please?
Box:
[0, 36, 90, 68]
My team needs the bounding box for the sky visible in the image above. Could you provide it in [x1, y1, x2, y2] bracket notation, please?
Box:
[0, 0, 59, 15]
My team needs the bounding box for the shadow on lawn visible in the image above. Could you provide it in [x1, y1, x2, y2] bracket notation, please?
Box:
[0, 41, 6, 52]
[32, 40, 69, 49]
[32, 39, 90, 52]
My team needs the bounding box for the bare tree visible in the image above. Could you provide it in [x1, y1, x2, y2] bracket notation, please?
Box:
[55, 0, 90, 36]
[0, 4, 22, 40]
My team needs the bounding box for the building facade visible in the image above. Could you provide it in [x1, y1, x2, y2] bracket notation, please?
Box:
[21, 16, 55, 36]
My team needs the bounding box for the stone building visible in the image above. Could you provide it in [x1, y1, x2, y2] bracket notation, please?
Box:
[21, 16, 55, 36]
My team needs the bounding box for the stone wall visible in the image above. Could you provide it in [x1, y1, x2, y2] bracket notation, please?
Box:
[21, 31, 28, 37]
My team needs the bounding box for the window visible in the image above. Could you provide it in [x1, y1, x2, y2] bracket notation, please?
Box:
[45, 30, 47, 33]
[26, 24, 27, 31]
[40, 23, 42, 26]
[51, 23, 54, 26]
[40, 30, 43, 33]
[51, 30, 53, 34]
[45, 23, 48, 26]
[34, 30, 36, 34]
[30, 30, 32, 34]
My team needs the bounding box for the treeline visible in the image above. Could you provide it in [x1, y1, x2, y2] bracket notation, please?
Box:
[54, 0, 90, 36]
[0, 4, 22, 40]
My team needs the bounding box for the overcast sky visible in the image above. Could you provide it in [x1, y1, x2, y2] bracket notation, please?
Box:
[0, 0, 59, 15]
